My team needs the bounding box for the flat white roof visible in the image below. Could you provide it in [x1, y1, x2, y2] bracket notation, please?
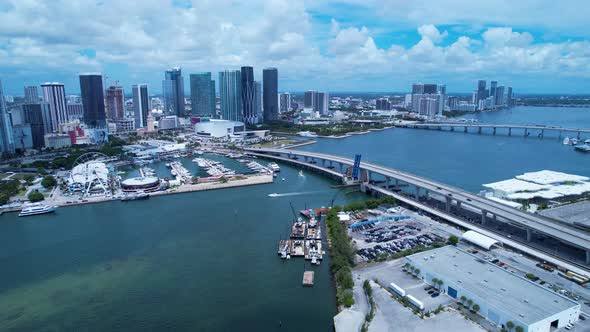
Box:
[483, 178, 550, 194]
[487, 196, 523, 209]
[516, 170, 589, 185]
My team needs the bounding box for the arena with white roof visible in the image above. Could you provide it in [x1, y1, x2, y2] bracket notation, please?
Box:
[483, 170, 590, 203]
[68, 161, 111, 195]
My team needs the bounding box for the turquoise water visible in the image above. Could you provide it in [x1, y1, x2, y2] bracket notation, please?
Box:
[0, 165, 364, 332]
[0, 106, 588, 331]
[301, 106, 590, 192]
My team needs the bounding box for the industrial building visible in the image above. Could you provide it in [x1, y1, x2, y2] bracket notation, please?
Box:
[406, 246, 580, 332]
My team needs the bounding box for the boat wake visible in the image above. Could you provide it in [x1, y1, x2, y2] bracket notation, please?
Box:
[268, 191, 326, 198]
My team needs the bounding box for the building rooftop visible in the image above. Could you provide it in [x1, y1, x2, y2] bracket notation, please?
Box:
[516, 170, 589, 185]
[407, 246, 579, 325]
[483, 178, 550, 194]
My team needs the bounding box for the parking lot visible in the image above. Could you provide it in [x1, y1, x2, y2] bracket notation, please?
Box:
[349, 206, 449, 262]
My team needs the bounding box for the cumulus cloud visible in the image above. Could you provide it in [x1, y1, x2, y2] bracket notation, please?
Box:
[0, 0, 589, 93]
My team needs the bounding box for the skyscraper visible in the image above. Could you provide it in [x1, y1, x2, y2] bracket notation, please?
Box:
[0, 80, 15, 153]
[162, 67, 185, 117]
[67, 103, 84, 121]
[133, 84, 150, 128]
[210, 80, 216, 116]
[22, 103, 48, 149]
[24, 86, 39, 103]
[423, 84, 438, 94]
[105, 85, 125, 119]
[190, 72, 215, 117]
[495, 86, 505, 106]
[304, 91, 316, 108]
[315, 92, 329, 115]
[254, 81, 262, 122]
[79, 73, 106, 128]
[477, 80, 487, 102]
[490, 81, 498, 100]
[219, 70, 242, 121]
[241, 66, 257, 124]
[262, 68, 278, 123]
[506, 87, 513, 107]
[41, 82, 68, 132]
[280, 92, 291, 113]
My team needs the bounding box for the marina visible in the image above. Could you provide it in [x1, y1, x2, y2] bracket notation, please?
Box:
[278, 207, 326, 268]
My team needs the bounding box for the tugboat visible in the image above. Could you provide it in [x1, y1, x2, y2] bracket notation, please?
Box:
[19, 204, 58, 217]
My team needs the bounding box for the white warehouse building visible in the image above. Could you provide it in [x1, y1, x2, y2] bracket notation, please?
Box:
[406, 246, 580, 332]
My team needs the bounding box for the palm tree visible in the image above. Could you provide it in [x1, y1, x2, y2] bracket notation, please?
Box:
[437, 279, 444, 292]
[403, 262, 410, 270]
[410, 266, 415, 273]
[414, 268, 421, 276]
[432, 277, 438, 287]
[515, 326, 524, 332]
[472, 304, 480, 314]
[467, 299, 473, 307]
[460, 295, 467, 306]
[506, 321, 515, 331]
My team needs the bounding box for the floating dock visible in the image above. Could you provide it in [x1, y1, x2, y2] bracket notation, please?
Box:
[306, 227, 321, 240]
[304, 240, 323, 261]
[277, 240, 291, 255]
[290, 221, 306, 238]
[302, 271, 315, 286]
[290, 240, 305, 257]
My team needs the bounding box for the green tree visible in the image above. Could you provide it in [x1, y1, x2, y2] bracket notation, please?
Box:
[37, 167, 48, 175]
[472, 304, 480, 314]
[23, 174, 36, 184]
[467, 299, 473, 307]
[28, 191, 44, 202]
[506, 321, 515, 331]
[448, 235, 459, 246]
[460, 295, 467, 306]
[414, 268, 421, 276]
[41, 175, 57, 188]
[403, 262, 410, 270]
[515, 327, 524, 332]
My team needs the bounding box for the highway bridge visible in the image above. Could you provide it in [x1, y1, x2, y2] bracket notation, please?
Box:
[394, 122, 590, 139]
[245, 147, 590, 275]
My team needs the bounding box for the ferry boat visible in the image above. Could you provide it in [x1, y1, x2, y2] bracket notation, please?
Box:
[268, 163, 281, 172]
[19, 204, 57, 217]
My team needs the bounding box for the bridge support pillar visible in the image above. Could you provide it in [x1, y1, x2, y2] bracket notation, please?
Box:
[526, 229, 532, 242]
[445, 197, 451, 213]
[558, 130, 562, 138]
[304, 156, 308, 162]
[540, 129, 544, 139]
[578, 131, 581, 139]
[478, 127, 482, 134]
[415, 186, 420, 199]
[437, 126, 442, 131]
[339, 163, 344, 174]
[385, 176, 391, 190]
[450, 127, 454, 132]
[508, 127, 512, 136]
[586, 250, 590, 265]
[524, 128, 529, 137]
[322, 159, 326, 167]
[464, 126, 468, 133]
[481, 210, 487, 225]
[493, 127, 496, 135]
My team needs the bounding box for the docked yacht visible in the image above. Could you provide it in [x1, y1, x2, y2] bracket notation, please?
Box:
[268, 163, 281, 172]
[563, 137, 571, 145]
[298, 131, 318, 138]
[19, 204, 57, 217]
[574, 144, 590, 153]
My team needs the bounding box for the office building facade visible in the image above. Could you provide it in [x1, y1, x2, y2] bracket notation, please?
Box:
[304, 90, 316, 108]
[280, 92, 291, 113]
[190, 72, 215, 118]
[240, 66, 257, 124]
[79, 74, 106, 128]
[105, 85, 125, 119]
[67, 103, 84, 121]
[315, 92, 329, 115]
[262, 68, 278, 122]
[0, 80, 15, 153]
[162, 67, 185, 117]
[133, 84, 150, 129]
[254, 81, 262, 123]
[219, 70, 242, 121]
[24, 86, 39, 103]
[22, 103, 48, 149]
[41, 82, 68, 132]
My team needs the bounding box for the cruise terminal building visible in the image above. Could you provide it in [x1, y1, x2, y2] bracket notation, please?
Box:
[406, 246, 580, 332]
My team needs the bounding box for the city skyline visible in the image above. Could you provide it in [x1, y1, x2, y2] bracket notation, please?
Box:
[1, 1, 589, 94]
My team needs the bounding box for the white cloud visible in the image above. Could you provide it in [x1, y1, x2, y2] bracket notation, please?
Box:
[483, 27, 533, 48]
[417, 24, 448, 43]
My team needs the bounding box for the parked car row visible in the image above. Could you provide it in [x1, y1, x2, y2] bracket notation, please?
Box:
[357, 234, 438, 260]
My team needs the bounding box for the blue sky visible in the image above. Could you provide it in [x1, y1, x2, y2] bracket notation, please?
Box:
[0, 0, 589, 95]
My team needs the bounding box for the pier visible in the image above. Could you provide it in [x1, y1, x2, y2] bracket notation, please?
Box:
[394, 122, 590, 139]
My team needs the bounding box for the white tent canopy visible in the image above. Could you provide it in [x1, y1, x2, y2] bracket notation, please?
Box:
[462, 230, 501, 250]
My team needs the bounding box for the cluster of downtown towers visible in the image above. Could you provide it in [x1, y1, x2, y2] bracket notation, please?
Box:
[0, 67, 280, 154]
[165, 67, 279, 124]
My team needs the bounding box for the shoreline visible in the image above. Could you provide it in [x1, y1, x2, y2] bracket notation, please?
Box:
[2, 174, 274, 214]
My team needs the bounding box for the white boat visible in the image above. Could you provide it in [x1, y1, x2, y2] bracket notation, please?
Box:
[268, 163, 281, 172]
[268, 193, 280, 197]
[585, 139, 590, 144]
[298, 131, 318, 138]
[19, 204, 57, 217]
[571, 138, 579, 145]
[574, 144, 590, 152]
[298, 170, 304, 177]
[563, 137, 571, 145]
[281, 178, 285, 181]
